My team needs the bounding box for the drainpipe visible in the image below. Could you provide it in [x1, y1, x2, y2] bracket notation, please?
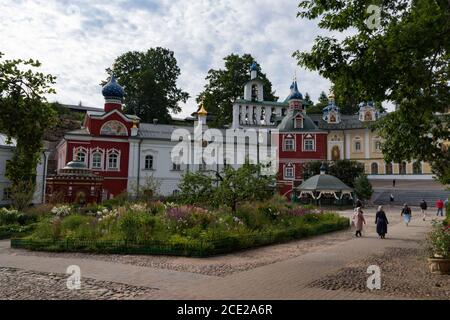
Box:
[41, 151, 48, 203]
[135, 138, 143, 198]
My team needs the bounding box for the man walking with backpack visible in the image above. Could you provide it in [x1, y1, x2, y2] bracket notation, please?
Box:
[420, 199, 427, 221]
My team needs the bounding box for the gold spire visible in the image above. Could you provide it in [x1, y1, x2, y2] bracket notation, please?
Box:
[328, 91, 335, 101]
[197, 100, 208, 116]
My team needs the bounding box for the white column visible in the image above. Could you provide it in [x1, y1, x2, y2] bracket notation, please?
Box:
[264, 106, 271, 125]
[255, 106, 262, 125]
[364, 129, 370, 159]
[232, 104, 240, 129]
[240, 105, 247, 125]
[345, 133, 351, 159]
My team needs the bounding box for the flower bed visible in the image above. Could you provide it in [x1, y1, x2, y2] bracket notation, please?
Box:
[11, 197, 349, 257]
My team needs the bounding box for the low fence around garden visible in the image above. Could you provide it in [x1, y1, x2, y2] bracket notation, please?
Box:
[11, 217, 349, 257]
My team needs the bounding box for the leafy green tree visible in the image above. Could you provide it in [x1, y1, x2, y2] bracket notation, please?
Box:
[106, 47, 189, 124]
[302, 160, 365, 188]
[294, 0, 450, 183]
[0, 52, 57, 205]
[214, 164, 275, 213]
[178, 171, 215, 205]
[306, 91, 328, 114]
[354, 174, 373, 201]
[198, 54, 278, 128]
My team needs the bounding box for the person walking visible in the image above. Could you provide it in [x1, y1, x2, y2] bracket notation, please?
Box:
[352, 207, 366, 237]
[420, 199, 428, 221]
[392, 179, 396, 188]
[375, 205, 389, 239]
[401, 203, 412, 226]
[389, 193, 394, 207]
[436, 199, 444, 217]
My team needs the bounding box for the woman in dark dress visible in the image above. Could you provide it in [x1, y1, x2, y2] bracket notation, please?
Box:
[375, 205, 389, 239]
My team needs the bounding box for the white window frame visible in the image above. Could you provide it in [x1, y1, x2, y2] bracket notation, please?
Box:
[294, 116, 303, 129]
[90, 148, 104, 170]
[284, 166, 295, 180]
[73, 146, 88, 165]
[144, 155, 154, 170]
[283, 138, 295, 152]
[353, 137, 362, 152]
[303, 138, 315, 152]
[106, 148, 120, 171]
[172, 162, 181, 171]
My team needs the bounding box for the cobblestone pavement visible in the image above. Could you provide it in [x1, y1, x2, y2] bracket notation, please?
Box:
[308, 247, 450, 300]
[0, 267, 157, 300]
[0, 208, 442, 300]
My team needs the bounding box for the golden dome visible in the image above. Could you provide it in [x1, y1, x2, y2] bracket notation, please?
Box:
[197, 101, 208, 116]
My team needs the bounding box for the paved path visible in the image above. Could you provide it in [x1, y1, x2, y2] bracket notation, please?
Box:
[0, 208, 438, 300]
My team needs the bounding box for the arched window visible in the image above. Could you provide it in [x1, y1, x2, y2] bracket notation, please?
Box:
[73, 147, 88, 164]
[354, 137, 362, 152]
[413, 161, 422, 174]
[371, 162, 379, 175]
[385, 163, 393, 175]
[145, 155, 154, 170]
[399, 162, 407, 175]
[251, 84, 258, 101]
[91, 152, 103, 169]
[107, 149, 120, 171]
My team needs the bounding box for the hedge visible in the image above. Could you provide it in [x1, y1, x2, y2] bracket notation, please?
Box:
[11, 217, 349, 257]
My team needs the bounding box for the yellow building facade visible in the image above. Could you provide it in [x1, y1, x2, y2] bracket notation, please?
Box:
[310, 98, 434, 180]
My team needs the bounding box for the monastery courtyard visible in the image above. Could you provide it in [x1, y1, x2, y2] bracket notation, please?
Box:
[1, 205, 448, 300]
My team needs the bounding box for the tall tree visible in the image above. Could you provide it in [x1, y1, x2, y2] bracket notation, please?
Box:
[0, 52, 57, 206]
[294, 0, 450, 183]
[198, 54, 278, 128]
[106, 47, 189, 124]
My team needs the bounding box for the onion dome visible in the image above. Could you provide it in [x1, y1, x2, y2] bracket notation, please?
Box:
[288, 81, 303, 100]
[197, 101, 208, 116]
[250, 62, 258, 71]
[102, 76, 124, 100]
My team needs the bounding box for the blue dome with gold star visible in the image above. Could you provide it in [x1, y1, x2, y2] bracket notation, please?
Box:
[102, 76, 124, 100]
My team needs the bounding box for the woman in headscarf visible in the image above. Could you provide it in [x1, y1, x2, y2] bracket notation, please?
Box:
[401, 203, 412, 226]
[352, 207, 366, 237]
[375, 205, 388, 239]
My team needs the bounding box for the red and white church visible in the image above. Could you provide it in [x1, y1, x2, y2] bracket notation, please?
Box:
[48, 68, 328, 203]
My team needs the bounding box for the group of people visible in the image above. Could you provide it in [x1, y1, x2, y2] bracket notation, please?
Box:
[352, 205, 388, 239]
[351, 198, 448, 239]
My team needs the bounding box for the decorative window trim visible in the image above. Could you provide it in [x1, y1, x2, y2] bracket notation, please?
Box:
[284, 164, 295, 180]
[106, 148, 121, 171]
[302, 137, 316, 152]
[73, 146, 89, 165]
[353, 137, 362, 153]
[90, 148, 104, 170]
[144, 154, 155, 170]
[371, 162, 379, 175]
[283, 137, 296, 152]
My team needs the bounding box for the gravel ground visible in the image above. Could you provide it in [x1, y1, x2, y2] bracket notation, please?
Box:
[5, 229, 354, 277]
[0, 267, 157, 300]
[308, 247, 450, 299]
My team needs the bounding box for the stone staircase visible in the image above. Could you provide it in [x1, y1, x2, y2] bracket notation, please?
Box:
[372, 189, 450, 206]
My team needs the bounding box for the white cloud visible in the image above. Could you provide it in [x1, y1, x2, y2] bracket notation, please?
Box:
[1, 0, 373, 118]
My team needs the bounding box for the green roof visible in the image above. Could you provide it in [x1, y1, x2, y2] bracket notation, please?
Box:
[64, 161, 87, 169]
[277, 109, 324, 132]
[298, 174, 353, 191]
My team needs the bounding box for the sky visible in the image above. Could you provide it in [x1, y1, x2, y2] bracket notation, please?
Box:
[0, 0, 346, 118]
